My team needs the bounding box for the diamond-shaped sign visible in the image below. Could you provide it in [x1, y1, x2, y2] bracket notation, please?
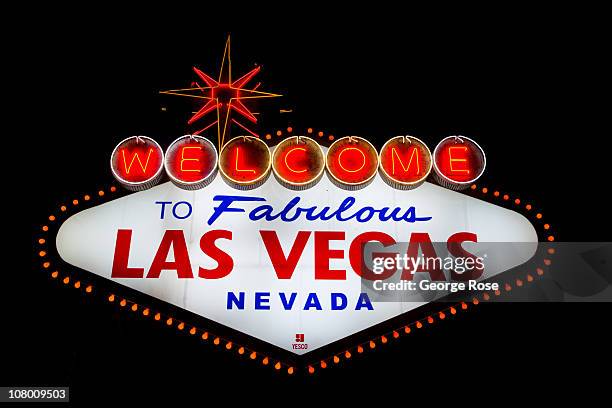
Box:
[56, 171, 536, 355]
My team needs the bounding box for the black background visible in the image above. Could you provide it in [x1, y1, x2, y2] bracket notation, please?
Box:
[7, 7, 610, 404]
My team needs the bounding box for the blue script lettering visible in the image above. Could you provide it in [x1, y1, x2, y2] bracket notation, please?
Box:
[208, 195, 431, 225]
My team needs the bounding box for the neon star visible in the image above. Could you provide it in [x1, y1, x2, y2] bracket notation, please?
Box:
[160, 36, 282, 149]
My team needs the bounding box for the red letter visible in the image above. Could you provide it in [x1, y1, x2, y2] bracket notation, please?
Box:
[261, 231, 311, 279]
[350, 231, 397, 280]
[180, 146, 202, 172]
[391, 147, 420, 175]
[338, 147, 366, 173]
[147, 230, 193, 278]
[111, 229, 144, 278]
[199, 230, 234, 279]
[122, 148, 154, 175]
[448, 232, 483, 280]
[235, 147, 256, 174]
[401, 232, 445, 281]
[448, 146, 470, 174]
[284, 147, 308, 173]
[315, 231, 345, 279]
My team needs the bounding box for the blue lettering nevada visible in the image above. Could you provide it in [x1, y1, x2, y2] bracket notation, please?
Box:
[227, 292, 374, 311]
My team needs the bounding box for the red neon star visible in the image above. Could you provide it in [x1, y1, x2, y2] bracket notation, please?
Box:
[161, 36, 282, 148]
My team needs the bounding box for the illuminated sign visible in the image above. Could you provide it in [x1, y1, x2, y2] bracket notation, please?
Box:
[433, 136, 486, 190]
[112, 134, 487, 192]
[110, 136, 164, 191]
[58, 133, 536, 358]
[42, 36, 552, 375]
[160, 36, 281, 147]
[218, 136, 272, 189]
[378, 136, 432, 189]
[326, 136, 379, 189]
[272, 136, 325, 189]
[164, 135, 218, 190]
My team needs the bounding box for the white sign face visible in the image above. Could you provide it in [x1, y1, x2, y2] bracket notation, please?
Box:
[56, 172, 537, 354]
